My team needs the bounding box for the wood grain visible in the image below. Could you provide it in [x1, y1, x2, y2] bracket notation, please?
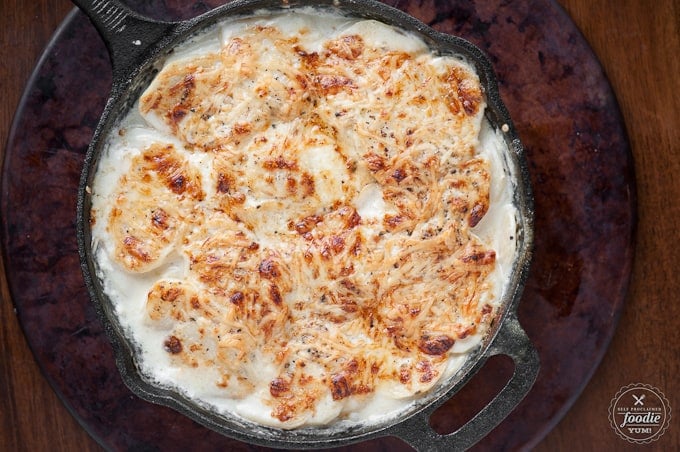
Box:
[1, 0, 677, 451]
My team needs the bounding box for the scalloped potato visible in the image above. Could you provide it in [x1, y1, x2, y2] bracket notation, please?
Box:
[90, 8, 517, 428]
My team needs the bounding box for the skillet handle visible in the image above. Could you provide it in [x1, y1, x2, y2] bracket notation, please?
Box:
[389, 315, 539, 451]
[71, 0, 177, 79]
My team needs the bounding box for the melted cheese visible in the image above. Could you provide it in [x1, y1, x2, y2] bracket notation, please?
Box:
[90, 8, 517, 429]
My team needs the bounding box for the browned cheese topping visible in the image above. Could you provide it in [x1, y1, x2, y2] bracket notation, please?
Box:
[103, 21, 497, 426]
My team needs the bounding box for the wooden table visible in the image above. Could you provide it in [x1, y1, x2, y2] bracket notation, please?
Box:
[1, 0, 677, 450]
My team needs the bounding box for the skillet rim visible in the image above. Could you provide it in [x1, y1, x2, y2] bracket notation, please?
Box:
[75, 0, 537, 448]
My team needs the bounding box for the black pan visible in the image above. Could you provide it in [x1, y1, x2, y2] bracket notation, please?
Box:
[74, 0, 538, 450]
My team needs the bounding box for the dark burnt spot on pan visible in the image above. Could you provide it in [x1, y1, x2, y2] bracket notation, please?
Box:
[163, 335, 182, 354]
[258, 258, 280, 279]
[416, 360, 437, 383]
[330, 373, 351, 400]
[229, 291, 244, 306]
[468, 202, 488, 227]
[216, 172, 234, 194]
[460, 249, 496, 265]
[391, 168, 407, 183]
[269, 284, 283, 305]
[418, 334, 455, 355]
[151, 208, 170, 230]
[269, 377, 290, 397]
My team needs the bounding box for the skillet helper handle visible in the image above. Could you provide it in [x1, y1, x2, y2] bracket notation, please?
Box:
[390, 315, 539, 452]
[71, 0, 176, 79]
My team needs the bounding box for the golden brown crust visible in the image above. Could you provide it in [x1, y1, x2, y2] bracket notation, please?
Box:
[107, 21, 497, 426]
[106, 143, 203, 272]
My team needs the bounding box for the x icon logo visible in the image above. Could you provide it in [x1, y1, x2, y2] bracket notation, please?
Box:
[633, 394, 645, 406]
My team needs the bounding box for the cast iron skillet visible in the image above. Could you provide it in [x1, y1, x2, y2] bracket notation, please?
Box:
[74, 0, 538, 450]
